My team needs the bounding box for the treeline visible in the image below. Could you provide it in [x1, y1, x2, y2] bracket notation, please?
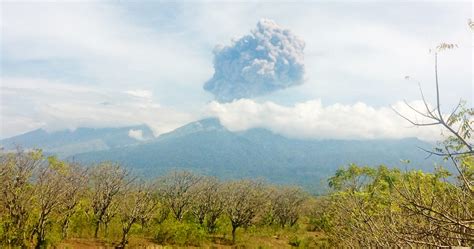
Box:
[0, 150, 311, 248]
[1, 148, 472, 248]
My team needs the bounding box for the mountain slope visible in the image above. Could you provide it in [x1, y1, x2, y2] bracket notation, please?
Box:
[1, 125, 154, 157]
[72, 118, 439, 191]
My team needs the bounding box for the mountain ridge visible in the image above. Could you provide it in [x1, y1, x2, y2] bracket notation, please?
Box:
[1, 118, 439, 191]
[71, 118, 439, 191]
[1, 125, 155, 157]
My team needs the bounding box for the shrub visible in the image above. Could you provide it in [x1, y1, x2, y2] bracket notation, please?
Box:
[154, 221, 207, 246]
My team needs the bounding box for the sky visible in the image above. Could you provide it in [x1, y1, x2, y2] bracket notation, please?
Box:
[0, 1, 472, 141]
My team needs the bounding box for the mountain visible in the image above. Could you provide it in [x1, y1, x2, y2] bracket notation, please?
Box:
[1, 118, 440, 191]
[0, 125, 154, 157]
[68, 118, 439, 192]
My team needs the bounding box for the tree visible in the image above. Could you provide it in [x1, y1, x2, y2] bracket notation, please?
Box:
[30, 156, 76, 248]
[189, 176, 224, 232]
[157, 171, 201, 221]
[268, 186, 307, 228]
[393, 45, 473, 246]
[90, 162, 132, 238]
[58, 162, 88, 239]
[394, 168, 473, 246]
[0, 149, 44, 247]
[222, 180, 266, 244]
[117, 181, 158, 248]
[325, 165, 400, 247]
[321, 44, 474, 247]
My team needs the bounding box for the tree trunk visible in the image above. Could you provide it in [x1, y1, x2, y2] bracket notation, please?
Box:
[198, 214, 205, 225]
[35, 225, 46, 249]
[61, 218, 70, 239]
[119, 224, 132, 248]
[104, 222, 109, 237]
[94, 220, 100, 238]
[35, 233, 43, 249]
[207, 217, 218, 234]
[231, 225, 238, 244]
[34, 215, 46, 249]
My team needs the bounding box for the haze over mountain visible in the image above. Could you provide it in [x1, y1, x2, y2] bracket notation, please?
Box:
[1, 118, 439, 191]
[0, 125, 154, 157]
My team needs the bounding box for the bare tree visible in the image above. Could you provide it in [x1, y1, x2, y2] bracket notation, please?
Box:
[90, 162, 132, 238]
[157, 171, 201, 221]
[393, 46, 473, 192]
[190, 176, 225, 232]
[392, 45, 474, 246]
[30, 157, 74, 248]
[222, 180, 266, 244]
[117, 181, 158, 248]
[0, 149, 44, 247]
[269, 186, 307, 228]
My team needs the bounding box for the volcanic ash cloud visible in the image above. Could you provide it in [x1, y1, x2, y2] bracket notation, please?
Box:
[204, 19, 305, 102]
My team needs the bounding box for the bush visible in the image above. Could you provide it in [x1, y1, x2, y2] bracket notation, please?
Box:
[154, 221, 207, 246]
[306, 215, 331, 232]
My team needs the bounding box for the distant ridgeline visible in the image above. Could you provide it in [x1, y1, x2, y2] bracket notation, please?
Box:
[1, 118, 440, 192]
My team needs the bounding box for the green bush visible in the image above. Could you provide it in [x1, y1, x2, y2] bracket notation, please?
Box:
[154, 221, 207, 246]
[306, 215, 331, 232]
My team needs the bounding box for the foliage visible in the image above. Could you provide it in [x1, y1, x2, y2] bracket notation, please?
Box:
[153, 221, 207, 246]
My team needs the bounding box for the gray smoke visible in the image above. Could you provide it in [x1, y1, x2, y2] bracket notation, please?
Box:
[204, 19, 305, 102]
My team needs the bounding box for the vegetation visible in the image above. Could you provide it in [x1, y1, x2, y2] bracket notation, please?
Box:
[0, 151, 316, 248]
[0, 119, 471, 248]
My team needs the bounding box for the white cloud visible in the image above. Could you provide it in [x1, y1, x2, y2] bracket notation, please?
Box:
[124, 90, 153, 100]
[1, 2, 212, 93]
[207, 99, 444, 141]
[0, 77, 195, 138]
[128, 129, 145, 141]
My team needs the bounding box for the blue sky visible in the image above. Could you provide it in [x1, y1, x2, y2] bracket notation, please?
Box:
[1, 1, 472, 140]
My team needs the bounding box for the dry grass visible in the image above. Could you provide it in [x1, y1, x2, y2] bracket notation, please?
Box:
[58, 230, 327, 248]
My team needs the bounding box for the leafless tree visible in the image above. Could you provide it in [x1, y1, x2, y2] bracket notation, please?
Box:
[30, 157, 74, 248]
[222, 180, 267, 244]
[269, 186, 307, 228]
[393, 46, 473, 192]
[117, 181, 158, 248]
[190, 176, 225, 232]
[90, 162, 132, 238]
[157, 171, 201, 221]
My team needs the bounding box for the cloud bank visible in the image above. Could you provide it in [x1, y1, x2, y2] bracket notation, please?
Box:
[204, 19, 305, 102]
[0, 77, 194, 138]
[207, 99, 443, 141]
